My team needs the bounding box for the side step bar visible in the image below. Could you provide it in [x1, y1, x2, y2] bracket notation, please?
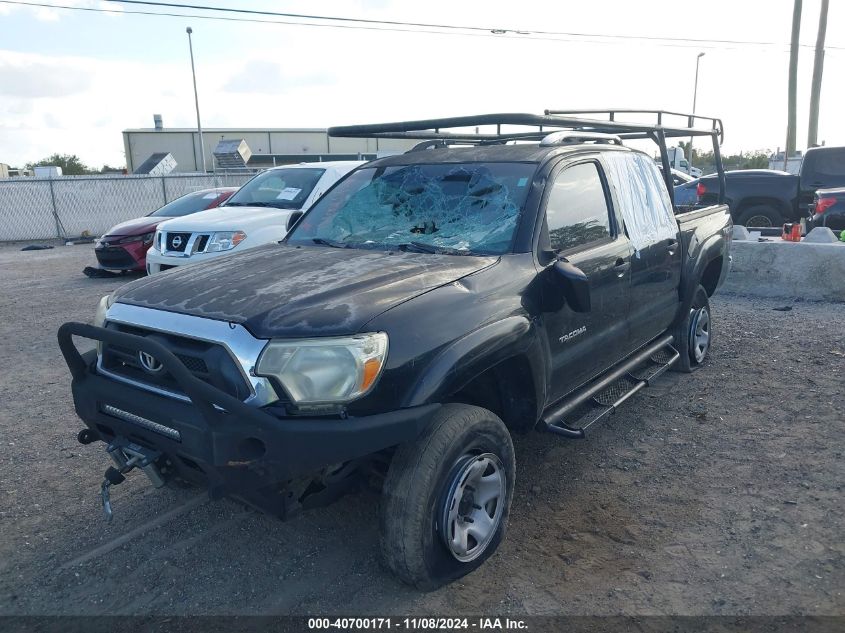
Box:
[539, 334, 679, 439]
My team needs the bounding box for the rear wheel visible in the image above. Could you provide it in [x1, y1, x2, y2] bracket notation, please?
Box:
[673, 284, 712, 373]
[736, 205, 783, 228]
[380, 404, 515, 590]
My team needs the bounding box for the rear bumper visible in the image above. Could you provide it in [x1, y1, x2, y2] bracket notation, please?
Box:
[810, 212, 845, 233]
[59, 323, 438, 496]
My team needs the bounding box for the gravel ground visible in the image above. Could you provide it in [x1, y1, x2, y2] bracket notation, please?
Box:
[0, 242, 843, 617]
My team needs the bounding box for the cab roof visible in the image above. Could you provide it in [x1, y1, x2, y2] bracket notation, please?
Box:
[367, 142, 632, 168]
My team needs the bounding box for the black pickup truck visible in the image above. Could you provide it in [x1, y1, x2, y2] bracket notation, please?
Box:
[59, 111, 731, 589]
[678, 145, 845, 227]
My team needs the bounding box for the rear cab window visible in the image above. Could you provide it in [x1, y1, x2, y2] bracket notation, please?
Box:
[802, 148, 845, 183]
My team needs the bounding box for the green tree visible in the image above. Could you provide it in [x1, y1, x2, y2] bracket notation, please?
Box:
[25, 153, 92, 175]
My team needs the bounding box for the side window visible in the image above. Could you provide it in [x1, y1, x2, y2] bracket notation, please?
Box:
[545, 162, 612, 252]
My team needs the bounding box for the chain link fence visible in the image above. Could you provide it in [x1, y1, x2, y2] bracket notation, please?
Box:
[0, 173, 256, 242]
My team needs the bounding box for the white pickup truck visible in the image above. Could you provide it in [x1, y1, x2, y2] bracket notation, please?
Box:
[146, 161, 364, 274]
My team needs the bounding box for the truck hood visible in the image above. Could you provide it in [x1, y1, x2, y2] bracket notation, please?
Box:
[112, 244, 498, 337]
[156, 206, 293, 233]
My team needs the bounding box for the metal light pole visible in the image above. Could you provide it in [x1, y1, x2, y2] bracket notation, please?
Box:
[688, 52, 705, 170]
[186, 26, 206, 173]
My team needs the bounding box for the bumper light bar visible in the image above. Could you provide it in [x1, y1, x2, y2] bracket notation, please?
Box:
[101, 404, 182, 442]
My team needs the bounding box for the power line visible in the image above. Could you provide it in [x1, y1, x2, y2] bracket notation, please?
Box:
[2, 0, 843, 51]
[107, 0, 844, 50]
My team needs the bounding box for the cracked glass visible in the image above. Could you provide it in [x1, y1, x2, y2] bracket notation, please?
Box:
[288, 162, 536, 255]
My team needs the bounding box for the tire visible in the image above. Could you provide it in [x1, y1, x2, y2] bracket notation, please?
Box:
[736, 205, 783, 228]
[380, 404, 515, 590]
[673, 284, 712, 373]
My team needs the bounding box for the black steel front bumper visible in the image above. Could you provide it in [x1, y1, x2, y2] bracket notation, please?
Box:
[58, 322, 439, 500]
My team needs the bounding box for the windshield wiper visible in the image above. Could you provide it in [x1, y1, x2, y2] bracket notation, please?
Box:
[224, 201, 278, 208]
[312, 237, 348, 248]
[398, 242, 471, 256]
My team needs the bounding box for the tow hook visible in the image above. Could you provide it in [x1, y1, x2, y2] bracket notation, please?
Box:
[98, 439, 165, 522]
[101, 467, 126, 522]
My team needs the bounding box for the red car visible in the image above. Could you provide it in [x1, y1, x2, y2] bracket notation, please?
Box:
[94, 187, 237, 272]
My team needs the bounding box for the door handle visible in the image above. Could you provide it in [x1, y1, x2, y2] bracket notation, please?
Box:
[666, 239, 679, 254]
[613, 258, 630, 277]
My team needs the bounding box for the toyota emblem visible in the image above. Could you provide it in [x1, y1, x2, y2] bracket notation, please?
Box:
[138, 351, 164, 374]
[171, 235, 183, 249]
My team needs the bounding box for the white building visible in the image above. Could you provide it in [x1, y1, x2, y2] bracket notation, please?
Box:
[123, 118, 417, 173]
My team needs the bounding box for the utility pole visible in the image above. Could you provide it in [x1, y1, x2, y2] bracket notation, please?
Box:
[807, 0, 829, 148]
[689, 52, 705, 169]
[785, 0, 803, 168]
[186, 26, 206, 173]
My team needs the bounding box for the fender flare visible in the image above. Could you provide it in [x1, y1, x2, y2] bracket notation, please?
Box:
[402, 315, 546, 420]
[676, 233, 725, 324]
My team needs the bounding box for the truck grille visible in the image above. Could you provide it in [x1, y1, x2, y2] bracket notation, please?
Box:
[165, 232, 191, 253]
[100, 322, 252, 401]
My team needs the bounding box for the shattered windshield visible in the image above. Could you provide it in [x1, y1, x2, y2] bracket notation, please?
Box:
[287, 162, 536, 255]
[223, 167, 325, 210]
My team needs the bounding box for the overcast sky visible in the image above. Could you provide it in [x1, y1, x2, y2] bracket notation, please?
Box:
[1, 0, 843, 168]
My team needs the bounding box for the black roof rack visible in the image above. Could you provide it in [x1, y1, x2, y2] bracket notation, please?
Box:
[328, 110, 726, 206]
[328, 110, 723, 143]
[544, 109, 723, 143]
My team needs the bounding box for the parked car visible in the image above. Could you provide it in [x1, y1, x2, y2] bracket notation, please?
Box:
[809, 187, 845, 233]
[676, 145, 845, 227]
[93, 188, 237, 272]
[59, 111, 731, 590]
[659, 166, 698, 208]
[145, 161, 363, 274]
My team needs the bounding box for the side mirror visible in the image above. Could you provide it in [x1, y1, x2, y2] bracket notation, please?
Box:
[553, 259, 591, 313]
[286, 211, 304, 232]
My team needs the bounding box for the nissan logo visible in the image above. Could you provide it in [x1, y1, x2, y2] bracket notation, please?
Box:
[138, 351, 164, 374]
[171, 235, 183, 249]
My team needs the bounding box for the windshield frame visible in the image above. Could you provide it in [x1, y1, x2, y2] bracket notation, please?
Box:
[222, 166, 326, 210]
[285, 160, 538, 256]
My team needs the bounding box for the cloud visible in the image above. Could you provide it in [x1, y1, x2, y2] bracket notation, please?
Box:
[0, 62, 91, 98]
[222, 60, 333, 95]
[0, 0, 122, 21]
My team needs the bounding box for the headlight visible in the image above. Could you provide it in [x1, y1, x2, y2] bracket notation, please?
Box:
[94, 294, 115, 354]
[256, 333, 388, 405]
[206, 231, 246, 252]
[94, 294, 110, 328]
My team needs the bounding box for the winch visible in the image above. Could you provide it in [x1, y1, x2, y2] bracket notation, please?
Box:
[86, 433, 165, 521]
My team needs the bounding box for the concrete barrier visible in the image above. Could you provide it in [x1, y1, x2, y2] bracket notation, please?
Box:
[722, 239, 845, 302]
[804, 227, 841, 244]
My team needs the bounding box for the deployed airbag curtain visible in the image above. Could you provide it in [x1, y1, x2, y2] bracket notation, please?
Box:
[602, 152, 677, 253]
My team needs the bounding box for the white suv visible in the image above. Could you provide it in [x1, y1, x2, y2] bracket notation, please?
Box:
[146, 161, 364, 274]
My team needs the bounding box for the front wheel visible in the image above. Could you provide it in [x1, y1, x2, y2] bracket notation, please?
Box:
[379, 404, 515, 590]
[673, 284, 712, 373]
